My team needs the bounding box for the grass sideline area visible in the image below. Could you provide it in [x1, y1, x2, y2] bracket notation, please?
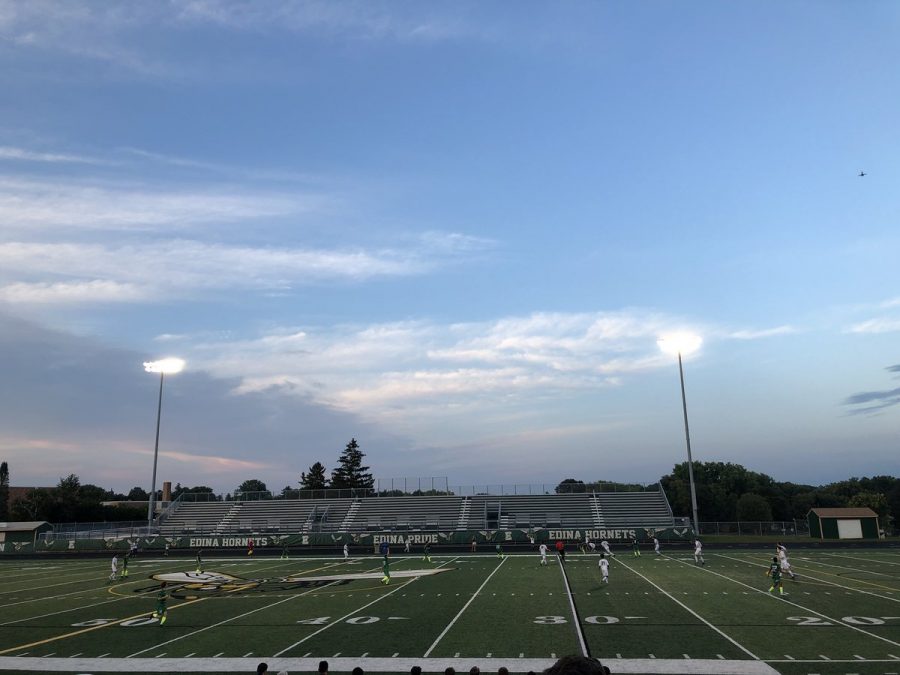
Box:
[1, 547, 898, 674]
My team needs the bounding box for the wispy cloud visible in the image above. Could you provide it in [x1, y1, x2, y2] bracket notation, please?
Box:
[173, 0, 481, 43]
[847, 317, 900, 334]
[0, 145, 111, 165]
[843, 387, 900, 415]
[0, 176, 309, 232]
[0, 235, 493, 305]
[188, 311, 695, 429]
[727, 325, 796, 340]
[0, 280, 146, 304]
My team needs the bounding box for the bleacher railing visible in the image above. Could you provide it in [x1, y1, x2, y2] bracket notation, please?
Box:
[172, 480, 663, 503]
[698, 520, 810, 537]
[38, 521, 153, 542]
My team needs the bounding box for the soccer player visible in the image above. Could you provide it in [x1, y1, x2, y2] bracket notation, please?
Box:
[108, 554, 119, 583]
[496, 543, 504, 559]
[539, 542, 549, 566]
[381, 554, 391, 585]
[776, 542, 797, 580]
[587, 541, 596, 553]
[653, 537, 660, 555]
[164, 542, 170, 557]
[631, 538, 641, 557]
[555, 539, 566, 563]
[471, 537, 477, 553]
[343, 543, 349, 560]
[693, 539, 705, 566]
[404, 539, 411, 554]
[153, 581, 169, 624]
[247, 538, 254, 556]
[121, 552, 130, 578]
[599, 553, 609, 584]
[600, 540, 614, 557]
[281, 543, 289, 559]
[423, 542, 432, 563]
[195, 549, 204, 573]
[766, 556, 786, 595]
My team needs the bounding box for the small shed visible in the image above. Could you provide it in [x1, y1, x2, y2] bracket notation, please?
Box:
[807, 507, 880, 540]
[0, 521, 53, 549]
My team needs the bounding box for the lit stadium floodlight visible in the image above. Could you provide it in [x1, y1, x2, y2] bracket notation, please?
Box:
[143, 358, 186, 374]
[658, 333, 701, 538]
[144, 358, 185, 531]
[656, 332, 702, 357]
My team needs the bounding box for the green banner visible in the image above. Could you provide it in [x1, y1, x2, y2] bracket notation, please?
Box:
[4, 526, 694, 555]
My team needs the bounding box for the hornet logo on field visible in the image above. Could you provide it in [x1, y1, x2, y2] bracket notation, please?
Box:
[141, 567, 454, 599]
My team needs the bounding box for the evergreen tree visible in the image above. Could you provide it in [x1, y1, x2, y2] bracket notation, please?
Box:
[330, 438, 374, 490]
[0, 461, 9, 521]
[300, 462, 328, 490]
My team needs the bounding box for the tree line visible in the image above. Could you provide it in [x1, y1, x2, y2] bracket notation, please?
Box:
[558, 460, 899, 531]
[0, 438, 374, 519]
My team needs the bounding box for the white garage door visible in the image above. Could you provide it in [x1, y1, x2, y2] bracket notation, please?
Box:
[837, 519, 863, 539]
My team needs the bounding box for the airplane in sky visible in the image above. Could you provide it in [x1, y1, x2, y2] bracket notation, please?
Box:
[859, 170, 867, 177]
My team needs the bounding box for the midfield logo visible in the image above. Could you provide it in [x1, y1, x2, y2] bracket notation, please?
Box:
[142, 567, 454, 598]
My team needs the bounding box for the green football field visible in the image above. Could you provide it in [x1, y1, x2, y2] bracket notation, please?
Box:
[0, 547, 898, 674]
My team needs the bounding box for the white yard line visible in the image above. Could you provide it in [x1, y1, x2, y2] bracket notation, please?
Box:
[557, 559, 589, 657]
[0, 655, 781, 673]
[822, 552, 900, 567]
[423, 556, 508, 657]
[615, 557, 761, 660]
[795, 555, 898, 578]
[127, 580, 342, 658]
[714, 552, 900, 604]
[126, 560, 351, 658]
[276, 556, 461, 658]
[675, 554, 900, 649]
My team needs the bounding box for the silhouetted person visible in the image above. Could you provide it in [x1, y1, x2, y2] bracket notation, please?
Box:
[318, 661, 329, 675]
[543, 655, 610, 675]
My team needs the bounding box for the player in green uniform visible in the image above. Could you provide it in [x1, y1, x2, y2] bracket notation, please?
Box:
[381, 554, 391, 585]
[496, 543, 505, 559]
[121, 552, 130, 578]
[766, 556, 786, 596]
[423, 542, 432, 563]
[631, 538, 641, 557]
[153, 581, 169, 625]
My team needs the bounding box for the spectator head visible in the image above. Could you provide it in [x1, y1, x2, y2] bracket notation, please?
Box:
[445, 668, 456, 675]
[411, 668, 422, 675]
[318, 661, 329, 674]
[256, 663, 268, 674]
[499, 668, 509, 675]
[352, 668, 364, 675]
[543, 655, 609, 675]
[470, 667, 480, 675]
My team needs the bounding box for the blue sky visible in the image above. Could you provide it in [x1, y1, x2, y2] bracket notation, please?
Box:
[1, 1, 898, 495]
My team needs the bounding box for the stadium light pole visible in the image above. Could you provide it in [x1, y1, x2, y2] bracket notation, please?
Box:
[657, 333, 702, 537]
[143, 358, 185, 532]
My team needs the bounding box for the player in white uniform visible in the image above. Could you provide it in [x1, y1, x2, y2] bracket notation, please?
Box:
[598, 553, 609, 583]
[600, 540, 614, 556]
[404, 539, 411, 554]
[343, 543, 349, 560]
[653, 537, 660, 554]
[776, 542, 796, 579]
[108, 554, 119, 582]
[693, 539, 705, 565]
[539, 543, 549, 566]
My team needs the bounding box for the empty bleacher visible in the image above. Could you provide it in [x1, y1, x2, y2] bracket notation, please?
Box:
[346, 496, 463, 532]
[461, 494, 597, 529]
[157, 487, 675, 534]
[159, 501, 233, 535]
[594, 491, 674, 527]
